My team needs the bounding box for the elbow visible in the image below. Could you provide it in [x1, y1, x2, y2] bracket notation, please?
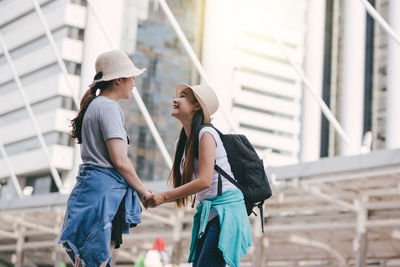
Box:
[199, 177, 212, 190]
[113, 157, 126, 170]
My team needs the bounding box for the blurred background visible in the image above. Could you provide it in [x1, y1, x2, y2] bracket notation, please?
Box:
[0, 0, 400, 266]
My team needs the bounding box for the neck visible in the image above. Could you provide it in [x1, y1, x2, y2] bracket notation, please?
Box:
[99, 89, 119, 101]
[182, 120, 192, 140]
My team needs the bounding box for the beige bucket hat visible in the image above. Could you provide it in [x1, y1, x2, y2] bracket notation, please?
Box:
[176, 84, 219, 123]
[89, 50, 145, 88]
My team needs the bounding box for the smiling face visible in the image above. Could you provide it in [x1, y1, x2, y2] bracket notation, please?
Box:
[171, 87, 201, 123]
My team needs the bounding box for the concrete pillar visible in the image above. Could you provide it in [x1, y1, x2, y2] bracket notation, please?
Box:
[355, 232, 368, 267]
[354, 200, 368, 267]
[52, 250, 63, 267]
[252, 220, 264, 267]
[171, 210, 184, 264]
[202, 0, 238, 132]
[300, 0, 326, 162]
[111, 250, 118, 266]
[341, 0, 366, 155]
[14, 227, 25, 267]
[385, 0, 400, 149]
[190, 0, 206, 85]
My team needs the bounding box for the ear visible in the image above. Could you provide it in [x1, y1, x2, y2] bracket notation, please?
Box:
[194, 103, 201, 111]
[115, 78, 124, 86]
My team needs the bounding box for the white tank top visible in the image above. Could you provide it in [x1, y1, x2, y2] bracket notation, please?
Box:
[180, 126, 237, 220]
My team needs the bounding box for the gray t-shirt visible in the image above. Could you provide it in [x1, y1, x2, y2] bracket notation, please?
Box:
[80, 96, 128, 168]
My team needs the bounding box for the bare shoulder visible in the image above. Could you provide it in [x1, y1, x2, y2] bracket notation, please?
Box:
[199, 131, 217, 148]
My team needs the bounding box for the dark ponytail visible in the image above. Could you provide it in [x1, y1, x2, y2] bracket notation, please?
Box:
[70, 72, 113, 143]
[170, 109, 204, 207]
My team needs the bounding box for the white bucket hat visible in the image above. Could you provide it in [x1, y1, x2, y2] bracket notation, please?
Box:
[89, 50, 145, 88]
[176, 84, 219, 123]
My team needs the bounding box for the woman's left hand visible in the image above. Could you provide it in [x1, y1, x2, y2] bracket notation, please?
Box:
[139, 190, 153, 209]
[146, 191, 165, 208]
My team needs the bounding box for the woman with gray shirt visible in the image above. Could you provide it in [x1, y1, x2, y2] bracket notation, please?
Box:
[58, 50, 151, 267]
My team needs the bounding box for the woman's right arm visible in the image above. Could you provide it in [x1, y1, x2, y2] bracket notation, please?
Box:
[106, 138, 150, 200]
[148, 132, 217, 207]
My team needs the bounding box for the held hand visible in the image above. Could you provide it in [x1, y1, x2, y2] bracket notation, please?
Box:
[145, 191, 165, 208]
[139, 190, 152, 209]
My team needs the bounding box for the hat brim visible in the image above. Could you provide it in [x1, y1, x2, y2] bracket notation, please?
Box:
[176, 84, 211, 123]
[89, 67, 146, 88]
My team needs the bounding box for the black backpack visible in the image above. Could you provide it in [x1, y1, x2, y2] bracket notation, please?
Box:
[199, 124, 272, 232]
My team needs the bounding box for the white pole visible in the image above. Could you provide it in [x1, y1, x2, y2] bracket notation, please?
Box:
[158, 0, 236, 132]
[272, 33, 356, 152]
[85, 0, 115, 50]
[0, 33, 64, 192]
[0, 139, 23, 198]
[300, 0, 326, 162]
[341, 0, 366, 155]
[32, 0, 80, 109]
[385, 0, 400, 148]
[358, 0, 400, 46]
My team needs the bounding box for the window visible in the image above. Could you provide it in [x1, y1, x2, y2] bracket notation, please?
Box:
[138, 126, 147, 149]
[136, 155, 145, 177]
[239, 123, 293, 138]
[233, 103, 294, 120]
[241, 86, 295, 102]
[25, 173, 58, 195]
[70, 0, 87, 6]
[64, 61, 82, 75]
[0, 96, 76, 126]
[62, 96, 77, 110]
[0, 131, 74, 159]
[67, 27, 85, 41]
[252, 144, 293, 157]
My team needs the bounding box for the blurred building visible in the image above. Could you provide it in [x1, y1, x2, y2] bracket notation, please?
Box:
[1, 0, 400, 266]
[2, 0, 399, 191]
[302, 0, 400, 159]
[0, 0, 87, 198]
[0, 0, 152, 198]
[202, 0, 307, 167]
[121, 0, 202, 181]
[124, 0, 309, 171]
[0, 0, 202, 198]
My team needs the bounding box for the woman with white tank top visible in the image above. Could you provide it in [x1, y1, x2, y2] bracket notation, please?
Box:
[147, 84, 252, 267]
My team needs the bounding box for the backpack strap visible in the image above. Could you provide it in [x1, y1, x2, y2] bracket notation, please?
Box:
[191, 194, 196, 208]
[215, 159, 222, 196]
[217, 171, 222, 196]
[214, 165, 243, 191]
[199, 124, 242, 194]
[258, 202, 265, 233]
[199, 123, 224, 139]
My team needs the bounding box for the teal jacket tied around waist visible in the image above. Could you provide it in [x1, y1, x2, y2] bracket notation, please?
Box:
[189, 189, 252, 267]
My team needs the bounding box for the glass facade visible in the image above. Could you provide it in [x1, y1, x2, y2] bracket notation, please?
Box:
[121, 0, 202, 181]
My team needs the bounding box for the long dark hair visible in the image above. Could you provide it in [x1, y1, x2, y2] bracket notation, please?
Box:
[70, 73, 113, 143]
[169, 108, 204, 207]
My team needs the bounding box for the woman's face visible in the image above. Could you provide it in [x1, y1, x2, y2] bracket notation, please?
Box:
[117, 77, 135, 100]
[171, 88, 200, 121]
